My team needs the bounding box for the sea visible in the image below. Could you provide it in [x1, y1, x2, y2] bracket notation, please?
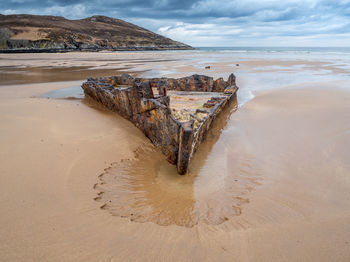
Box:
[134, 46, 350, 105]
[190, 47, 350, 105]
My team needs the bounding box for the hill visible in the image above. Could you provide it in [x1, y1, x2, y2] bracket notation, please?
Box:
[0, 14, 193, 52]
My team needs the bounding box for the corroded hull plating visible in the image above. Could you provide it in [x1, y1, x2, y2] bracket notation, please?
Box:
[82, 73, 238, 174]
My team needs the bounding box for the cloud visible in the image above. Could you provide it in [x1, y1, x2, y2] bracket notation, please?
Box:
[1, 0, 350, 46]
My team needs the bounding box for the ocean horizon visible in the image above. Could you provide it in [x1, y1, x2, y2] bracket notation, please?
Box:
[196, 46, 350, 53]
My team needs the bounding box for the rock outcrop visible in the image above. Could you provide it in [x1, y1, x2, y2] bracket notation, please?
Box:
[82, 73, 238, 174]
[0, 14, 193, 52]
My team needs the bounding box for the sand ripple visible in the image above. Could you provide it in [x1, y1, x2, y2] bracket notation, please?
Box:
[94, 144, 262, 227]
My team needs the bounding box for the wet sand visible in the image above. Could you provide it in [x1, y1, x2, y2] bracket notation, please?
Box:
[2, 51, 350, 84]
[1, 52, 350, 261]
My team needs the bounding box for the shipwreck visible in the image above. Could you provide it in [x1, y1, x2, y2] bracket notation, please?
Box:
[82, 73, 238, 174]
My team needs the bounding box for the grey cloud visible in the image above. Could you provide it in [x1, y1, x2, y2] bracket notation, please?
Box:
[1, 0, 350, 46]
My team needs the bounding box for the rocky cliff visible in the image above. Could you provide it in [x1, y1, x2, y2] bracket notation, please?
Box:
[0, 14, 193, 52]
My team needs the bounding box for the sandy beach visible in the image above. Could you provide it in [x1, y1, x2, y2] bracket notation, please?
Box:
[1, 51, 350, 261]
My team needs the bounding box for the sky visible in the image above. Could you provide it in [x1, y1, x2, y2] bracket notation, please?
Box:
[1, 0, 350, 47]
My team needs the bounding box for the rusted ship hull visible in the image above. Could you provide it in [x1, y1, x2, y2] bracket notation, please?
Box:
[82, 73, 238, 174]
